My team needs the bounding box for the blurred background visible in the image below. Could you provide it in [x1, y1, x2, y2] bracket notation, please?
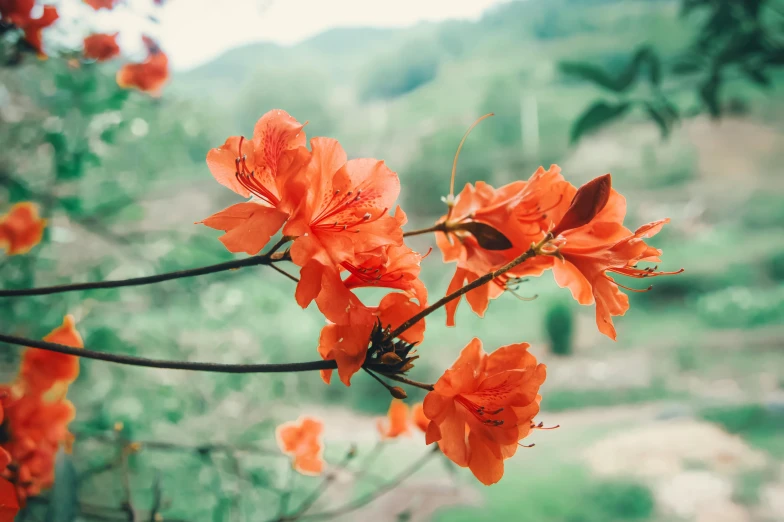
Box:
[1, 0, 784, 520]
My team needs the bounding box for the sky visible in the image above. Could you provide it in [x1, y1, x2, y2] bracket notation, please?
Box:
[74, 0, 512, 70]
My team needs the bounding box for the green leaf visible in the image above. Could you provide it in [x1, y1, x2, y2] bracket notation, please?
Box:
[452, 221, 513, 250]
[645, 50, 662, 87]
[741, 65, 770, 87]
[643, 101, 670, 139]
[59, 197, 82, 215]
[570, 101, 631, 143]
[45, 451, 79, 522]
[558, 61, 623, 92]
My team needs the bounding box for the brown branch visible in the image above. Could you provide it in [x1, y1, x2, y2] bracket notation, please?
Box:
[0, 251, 291, 298]
[389, 234, 552, 339]
[402, 222, 446, 238]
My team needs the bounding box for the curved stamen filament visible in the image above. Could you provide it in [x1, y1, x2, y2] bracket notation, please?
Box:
[608, 265, 685, 278]
[234, 136, 280, 207]
[448, 113, 494, 218]
[341, 261, 406, 285]
[604, 265, 684, 292]
[455, 395, 505, 427]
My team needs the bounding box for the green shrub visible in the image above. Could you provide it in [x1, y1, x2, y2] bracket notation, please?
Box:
[582, 481, 656, 520]
[545, 300, 574, 356]
[696, 285, 784, 328]
[766, 249, 784, 282]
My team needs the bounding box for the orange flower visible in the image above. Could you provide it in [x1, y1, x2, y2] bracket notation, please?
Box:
[0, 316, 81, 505]
[275, 416, 324, 476]
[0, 477, 19, 522]
[315, 239, 428, 327]
[283, 137, 403, 311]
[0, 1, 58, 57]
[315, 282, 424, 386]
[412, 403, 428, 433]
[84, 0, 117, 10]
[116, 36, 169, 95]
[0, 202, 46, 256]
[200, 110, 308, 255]
[423, 339, 546, 485]
[377, 399, 410, 440]
[19, 315, 83, 396]
[437, 166, 568, 325]
[83, 33, 120, 62]
[552, 217, 682, 340]
[316, 307, 375, 386]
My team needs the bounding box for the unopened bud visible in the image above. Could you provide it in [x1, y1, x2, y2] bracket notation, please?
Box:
[113, 421, 124, 432]
[389, 386, 408, 399]
[127, 442, 142, 453]
[380, 352, 403, 365]
[551, 173, 612, 237]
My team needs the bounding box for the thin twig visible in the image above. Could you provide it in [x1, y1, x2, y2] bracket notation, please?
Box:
[149, 471, 162, 522]
[120, 446, 137, 522]
[402, 222, 446, 238]
[379, 373, 434, 392]
[269, 263, 300, 283]
[299, 446, 439, 521]
[0, 332, 338, 373]
[389, 235, 551, 339]
[280, 451, 356, 521]
[0, 251, 291, 297]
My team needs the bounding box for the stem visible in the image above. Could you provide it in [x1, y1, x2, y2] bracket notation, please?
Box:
[0, 332, 337, 373]
[389, 234, 551, 339]
[281, 452, 355, 521]
[380, 373, 434, 392]
[0, 251, 291, 298]
[402, 223, 446, 238]
[299, 446, 438, 521]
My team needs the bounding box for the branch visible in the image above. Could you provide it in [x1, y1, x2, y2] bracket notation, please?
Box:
[0, 332, 337, 373]
[279, 451, 356, 521]
[299, 446, 439, 521]
[389, 234, 551, 338]
[402, 223, 446, 238]
[0, 250, 291, 298]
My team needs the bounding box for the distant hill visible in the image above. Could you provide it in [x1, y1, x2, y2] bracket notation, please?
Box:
[171, 0, 708, 215]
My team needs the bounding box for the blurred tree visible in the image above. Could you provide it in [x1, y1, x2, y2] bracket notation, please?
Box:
[562, 0, 784, 142]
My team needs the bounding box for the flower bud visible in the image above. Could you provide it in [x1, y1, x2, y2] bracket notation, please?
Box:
[389, 386, 408, 399]
[380, 352, 403, 365]
[551, 173, 612, 237]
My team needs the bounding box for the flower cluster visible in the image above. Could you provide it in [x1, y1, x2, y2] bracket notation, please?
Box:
[0, 316, 83, 513]
[438, 165, 683, 340]
[201, 110, 427, 386]
[205, 109, 681, 485]
[0, 0, 169, 94]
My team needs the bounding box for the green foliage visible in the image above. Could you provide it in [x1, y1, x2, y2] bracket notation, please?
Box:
[766, 250, 784, 282]
[45, 452, 79, 522]
[359, 40, 440, 101]
[559, 46, 662, 92]
[570, 100, 632, 143]
[742, 191, 784, 229]
[701, 404, 784, 457]
[570, 481, 655, 521]
[545, 300, 574, 356]
[696, 285, 784, 328]
[544, 381, 679, 412]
